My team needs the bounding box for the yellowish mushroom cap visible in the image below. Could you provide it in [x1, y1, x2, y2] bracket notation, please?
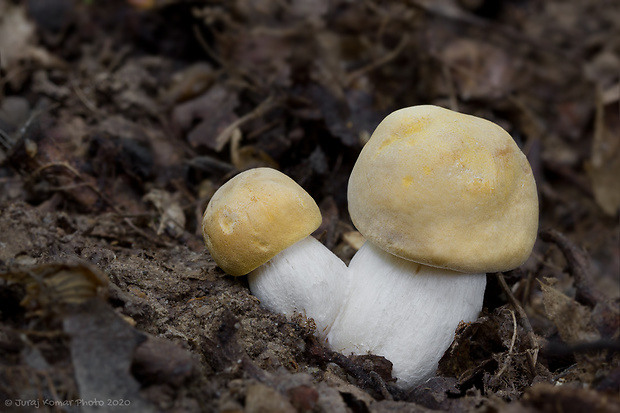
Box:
[202, 168, 322, 276]
[348, 105, 539, 273]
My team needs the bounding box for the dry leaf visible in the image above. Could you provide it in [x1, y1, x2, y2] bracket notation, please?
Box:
[173, 85, 239, 150]
[143, 189, 186, 238]
[160, 62, 215, 105]
[438, 38, 518, 101]
[1, 262, 109, 310]
[0, 1, 36, 71]
[0, 1, 64, 87]
[540, 281, 600, 345]
[63, 300, 159, 413]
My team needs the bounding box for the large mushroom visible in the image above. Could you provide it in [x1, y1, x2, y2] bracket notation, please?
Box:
[327, 105, 539, 388]
[202, 167, 348, 341]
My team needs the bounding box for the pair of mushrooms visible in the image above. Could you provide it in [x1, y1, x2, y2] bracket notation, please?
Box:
[202, 105, 539, 388]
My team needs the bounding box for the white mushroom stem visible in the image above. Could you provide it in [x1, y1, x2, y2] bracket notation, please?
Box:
[248, 236, 349, 341]
[327, 241, 487, 389]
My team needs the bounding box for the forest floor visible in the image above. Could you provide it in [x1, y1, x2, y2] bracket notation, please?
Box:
[0, 0, 619, 412]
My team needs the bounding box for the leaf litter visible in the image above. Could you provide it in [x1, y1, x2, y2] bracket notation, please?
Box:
[0, 0, 618, 412]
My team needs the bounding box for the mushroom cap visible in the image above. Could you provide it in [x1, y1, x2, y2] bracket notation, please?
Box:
[202, 168, 321, 276]
[348, 105, 538, 273]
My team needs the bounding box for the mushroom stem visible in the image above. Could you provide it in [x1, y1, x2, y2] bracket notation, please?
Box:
[327, 241, 487, 388]
[248, 236, 349, 341]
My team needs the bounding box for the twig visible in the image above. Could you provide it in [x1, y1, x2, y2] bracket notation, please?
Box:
[0, 128, 12, 150]
[496, 273, 539, 376]
[192, 24, 227, 69]
[213, 95, 278, 151]
[229, 127, 243, 168]
[494, 309, 517, 380]
[552, 364, 578, 382]
[345, 35, 410, 85]
[1, 104, 58, 155]
[539, 228, 604, 308]
[521, 269, 535, 306]
[72, 81, 101, 115]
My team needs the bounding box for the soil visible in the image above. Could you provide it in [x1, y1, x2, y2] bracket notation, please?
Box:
[0, 0, 619, 412]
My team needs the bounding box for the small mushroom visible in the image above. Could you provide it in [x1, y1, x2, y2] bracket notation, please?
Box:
[202, 167, 348, 340]
[327, 105, 539, 388]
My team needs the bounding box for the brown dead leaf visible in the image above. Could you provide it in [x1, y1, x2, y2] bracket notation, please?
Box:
[540, 281, 600, 346]
[110, 60, 160, 117]
[160, 62, 215, 105]
[0, 2, 36, 71]
[540, 280, 606, 382]
[143, 189, 186, 238]
[438, 38, 519, 101]
[31, 69, 71, 99]
[0, 261, 108, 312]
[306, 84, 358, 146]
[172, 85, 239, 150]
[63, 299, 159, 412]
[585, 50, 620, 93]
[0, 1, 64, 88]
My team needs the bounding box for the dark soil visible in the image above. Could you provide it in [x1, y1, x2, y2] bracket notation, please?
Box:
[0, 0, 618, 412]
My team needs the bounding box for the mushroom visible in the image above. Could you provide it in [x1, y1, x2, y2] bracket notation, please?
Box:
[327, 105, 539, 388]
[202, 167, 348, 341]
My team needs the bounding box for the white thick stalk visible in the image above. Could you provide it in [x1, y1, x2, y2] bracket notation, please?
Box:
[327, 242, 486, 388]
[248, 236, 349, 341]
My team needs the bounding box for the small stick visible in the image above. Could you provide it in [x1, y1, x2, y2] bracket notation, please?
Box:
[496, 273, 539, 375]
[345, 35, 410, 85]
[494, 309, 517, 380]
[522, 269, 535, 306]
[72, 81, 101, 115]
[213, 95, 277, 151]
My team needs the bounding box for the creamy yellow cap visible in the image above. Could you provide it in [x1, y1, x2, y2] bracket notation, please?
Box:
[202, 168, 322, 276]
[348, 105, 538, 273]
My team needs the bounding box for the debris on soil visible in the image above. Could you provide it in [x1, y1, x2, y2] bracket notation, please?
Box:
[0, 0, 618, 412]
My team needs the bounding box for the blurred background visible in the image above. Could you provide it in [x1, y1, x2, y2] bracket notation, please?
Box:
[0, 0, 618, 411]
